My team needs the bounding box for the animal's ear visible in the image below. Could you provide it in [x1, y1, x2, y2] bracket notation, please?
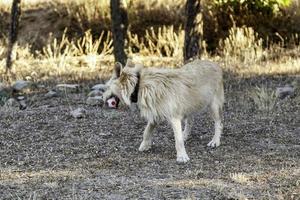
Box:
[114, 62, 123, 78]
[125, 59, 135, 68]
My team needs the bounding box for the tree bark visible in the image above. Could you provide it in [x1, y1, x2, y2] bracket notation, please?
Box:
[110, 0, 128, 66]
[183, 0, 202, 62]
[6, 0, 21, 71]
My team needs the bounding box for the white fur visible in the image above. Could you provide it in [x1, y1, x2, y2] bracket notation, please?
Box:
[103, 59, 224, 163]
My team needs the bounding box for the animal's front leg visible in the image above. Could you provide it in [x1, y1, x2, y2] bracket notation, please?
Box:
[139, 121, 156, 151]
[171, 118, 190, 163]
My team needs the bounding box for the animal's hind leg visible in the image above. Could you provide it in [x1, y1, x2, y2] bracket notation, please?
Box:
[139, 121, 156, 151]
[171, 118, 190, 163]
[183, 117, 192, 141]
[207, 97, 223, 148]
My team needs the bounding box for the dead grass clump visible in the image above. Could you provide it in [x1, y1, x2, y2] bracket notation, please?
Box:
[0, 28, 115, 83]
[219, 26, 264, 67]
[37, 29, 113, 70]
[0, 37, 33, 61]
[40, 29, 113, 59]
[127, 25, 184, 59]
[74, 30, 113, 56]
[250, 86, 277, 112]
[229, 172, 250, 184]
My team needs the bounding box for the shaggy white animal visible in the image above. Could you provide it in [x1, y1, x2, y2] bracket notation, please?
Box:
[103, 59, 224, 163]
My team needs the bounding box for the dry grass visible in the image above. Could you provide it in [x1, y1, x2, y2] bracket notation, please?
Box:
[250, 86, 277, 112]
[1, 24, 300, 84]
[127, 25, 184, 58]
[229, 172, 250, 184]
[219, 26, 264, 66]
[0, 0, 299, 83]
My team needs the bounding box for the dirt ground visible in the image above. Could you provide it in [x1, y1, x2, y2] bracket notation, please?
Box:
[0, 75, 299, 200]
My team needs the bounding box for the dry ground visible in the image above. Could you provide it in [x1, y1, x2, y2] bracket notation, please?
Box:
[0, 75, 299, 200]
[0, 0, 300, 199]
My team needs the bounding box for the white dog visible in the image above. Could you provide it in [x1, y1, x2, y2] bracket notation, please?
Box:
[103, 59, 224, 163]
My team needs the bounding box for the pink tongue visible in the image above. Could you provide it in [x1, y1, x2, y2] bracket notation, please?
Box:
[107, 97, 117, 108]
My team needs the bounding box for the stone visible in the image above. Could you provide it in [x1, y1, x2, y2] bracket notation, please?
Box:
[12, 80, 31, 91]
[56, 84, 80, 92]
[4, 98, 19, 108]
[91, 84, 107, 91]
[15, 96, 27, 110]
[18, 99, 27, 110]
[37, 84, 46, 89]
[70, 108, 86, 119]
[86, 96, 104, 106]
[45, 90, 59, 98]
[276, 85, 295, 99]
[17, 96, 25, 101]
[88, 89, 103, 97]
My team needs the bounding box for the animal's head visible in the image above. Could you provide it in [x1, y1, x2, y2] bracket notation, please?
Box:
[103, 59, 143, 107]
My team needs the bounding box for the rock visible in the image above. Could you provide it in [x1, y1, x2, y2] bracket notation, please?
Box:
[88, 89, 103, 97]
[3, 97, 27, 110]
[16, 96, 27, 110]
[12, 80, 31, 91]
[56, 84, 80, 93]
[4, 98, 19, 108]
[86, 96, 104, 106]
[276, 85, 295, 99]
[37, 84, 46, 89]
[18, 99, 27, 110]
[45, 90, 59, 98]
[70, 108, 86, 119]
[91, 84, 107, 91]
[17, 96, 25, 101]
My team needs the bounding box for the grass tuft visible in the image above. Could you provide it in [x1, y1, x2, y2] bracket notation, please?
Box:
[250, 86, 277, 112]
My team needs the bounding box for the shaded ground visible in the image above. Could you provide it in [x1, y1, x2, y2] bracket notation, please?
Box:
[0, 76, 299, 199]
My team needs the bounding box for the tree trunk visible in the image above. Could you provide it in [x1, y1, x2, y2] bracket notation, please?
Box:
[110, 0, 128, 66]
[183, 0, 202, 62]
[6, 0, 21, 71]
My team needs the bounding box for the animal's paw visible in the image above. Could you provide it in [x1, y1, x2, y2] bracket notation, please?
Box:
[176, 154, 190, 163]
[138, 141, 152, 151]
[207, 137, 220, 148]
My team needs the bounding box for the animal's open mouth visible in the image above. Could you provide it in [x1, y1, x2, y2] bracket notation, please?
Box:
[106, 95, 120, 109]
